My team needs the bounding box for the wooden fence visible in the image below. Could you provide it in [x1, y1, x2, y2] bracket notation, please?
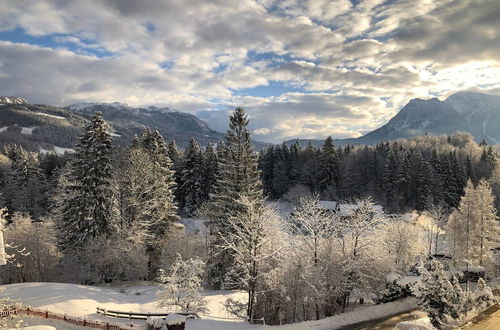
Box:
[1, 306, 136, 330]
[96, 307, 199, 320]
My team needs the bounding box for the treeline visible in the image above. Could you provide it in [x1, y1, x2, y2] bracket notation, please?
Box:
[258, 133, 498, 212]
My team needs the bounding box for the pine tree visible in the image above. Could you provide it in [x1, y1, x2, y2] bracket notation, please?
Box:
[202, 142, 218, 201]
[6, 148, 46, 218]
[204, 107, 264, 288]
[58, 112, 114, 248]
[133, 128, 179, 278]
[417, 259, 456, 328]
[179, 138, 204, 216]
[319, 136, 339, 193]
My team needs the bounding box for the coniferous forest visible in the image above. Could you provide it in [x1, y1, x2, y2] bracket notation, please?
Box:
[0, 108, 498, 329]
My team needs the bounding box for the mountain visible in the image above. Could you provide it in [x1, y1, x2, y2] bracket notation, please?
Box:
[0, 99, 225, 153]
[287, 91, 500, 147]
[65, 102, 225, 148]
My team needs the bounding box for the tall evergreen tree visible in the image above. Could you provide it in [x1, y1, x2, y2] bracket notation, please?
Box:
[179, 138, 204, 216]
[58, 112, 114, 248]
[319, 136, 339, 194]
[133, 128, 179, 278]
[204, 107, 264, 288]
[202, 142, 218, 201]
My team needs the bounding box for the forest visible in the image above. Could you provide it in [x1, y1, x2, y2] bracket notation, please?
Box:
[0, 108, 498, 329]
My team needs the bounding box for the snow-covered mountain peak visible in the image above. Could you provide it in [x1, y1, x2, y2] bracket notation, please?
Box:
[0, 96, 28, 105]
[67, 102, 132, 111]
[444, 91, 500, 115]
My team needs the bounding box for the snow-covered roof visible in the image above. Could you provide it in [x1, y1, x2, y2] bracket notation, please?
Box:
[317, 201, 338, 210]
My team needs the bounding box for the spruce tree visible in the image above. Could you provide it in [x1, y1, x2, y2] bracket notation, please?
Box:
[58, 112, 114, 248]
[319, 136, 339, 193]
[204, 107, 264, 288]
[133, 128, 179, 278]
[179, 138, 204, 216]
[202, 142, 218, 201]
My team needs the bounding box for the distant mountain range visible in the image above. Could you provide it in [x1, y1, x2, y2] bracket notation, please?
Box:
[0, 97, 225, 153]
[1, 91, 498, 154]
[287, 91, 500, 147]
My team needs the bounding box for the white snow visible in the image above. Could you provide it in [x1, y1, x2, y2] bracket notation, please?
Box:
[39, 147, 75, 155]
[396, 317, 435, 329]
[53, 146, 74, 155]
[110, 132, 121, 137]
[180, 218, 207, 234]
[0, 126, 7, 132]
[21, 127, 35, 135]
[1, 283, 419, 330]
[276, 298, 417, 330]
[165, 314, 186, 325]
[0, 282, 250, 329]
[33, 112, 66, 120]
[0, 96, 27, 105]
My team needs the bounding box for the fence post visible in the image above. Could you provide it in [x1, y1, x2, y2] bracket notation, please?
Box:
[27, 307, 30, 316]
[45, 311, 49, 319]
[83, 319, 87, 326]
[106, 322, 110, 330]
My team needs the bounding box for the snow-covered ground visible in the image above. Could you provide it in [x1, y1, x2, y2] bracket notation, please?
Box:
[1, 282, 421, 330]
[0, 126, 8, 133]
[1, 282, 253, 329]
[21, 127, 35, 135]
[34, 112, 66, 120]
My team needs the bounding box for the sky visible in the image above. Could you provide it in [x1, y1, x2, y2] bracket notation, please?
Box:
[1, 0, 500, 143]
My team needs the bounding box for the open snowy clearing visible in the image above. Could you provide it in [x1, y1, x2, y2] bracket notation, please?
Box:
[1, 282, 421, 330]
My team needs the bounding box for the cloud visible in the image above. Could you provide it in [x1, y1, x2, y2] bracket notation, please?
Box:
[0, 0, 499, 142]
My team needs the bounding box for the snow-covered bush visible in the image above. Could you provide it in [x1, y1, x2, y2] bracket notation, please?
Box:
[377, 279, 413, 303]
[0, 212, 61, 284]
[474, 278, 495, 310]
[61, 231, 148, 284]
[165, 314, 186, 330]
[416, 260, 467, 329]
[146, 316, 165, 330]
[156, 255, 207, 313]
[282, 184, 312, 206]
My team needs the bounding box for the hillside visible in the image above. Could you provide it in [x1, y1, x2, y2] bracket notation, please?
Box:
[0, 98, 225, 153]
[287, 91, 500, 147]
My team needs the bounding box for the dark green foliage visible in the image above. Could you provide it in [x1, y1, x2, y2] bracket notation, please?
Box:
[57, 113, 114, 248]
[179, 138, 204, 215]
[205, 107, 264, 288]
[377, 280, 412, 303]
[258, 133, 497, 213]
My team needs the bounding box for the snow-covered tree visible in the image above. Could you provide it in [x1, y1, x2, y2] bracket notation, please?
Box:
[1, 212, 60, 283]
[133, 128, 179, 279]
[420, 205, 447, 256]
[416, 259, 456, 329]
[288, 195, 335, 266]
[474, 278, 495, 310]
[474, 180, 498, 266]
[57, 112, 114, 248]
[447, 180, 498, 274]
[156, 255, 207, 313]
[220, 196, 285, 321]
[203, 107, 264, 287]
[381, 218, 425, 273]
[319, 136, 339, 193]
[202, 142, 218, 201]
[179, 138, 204, 216]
